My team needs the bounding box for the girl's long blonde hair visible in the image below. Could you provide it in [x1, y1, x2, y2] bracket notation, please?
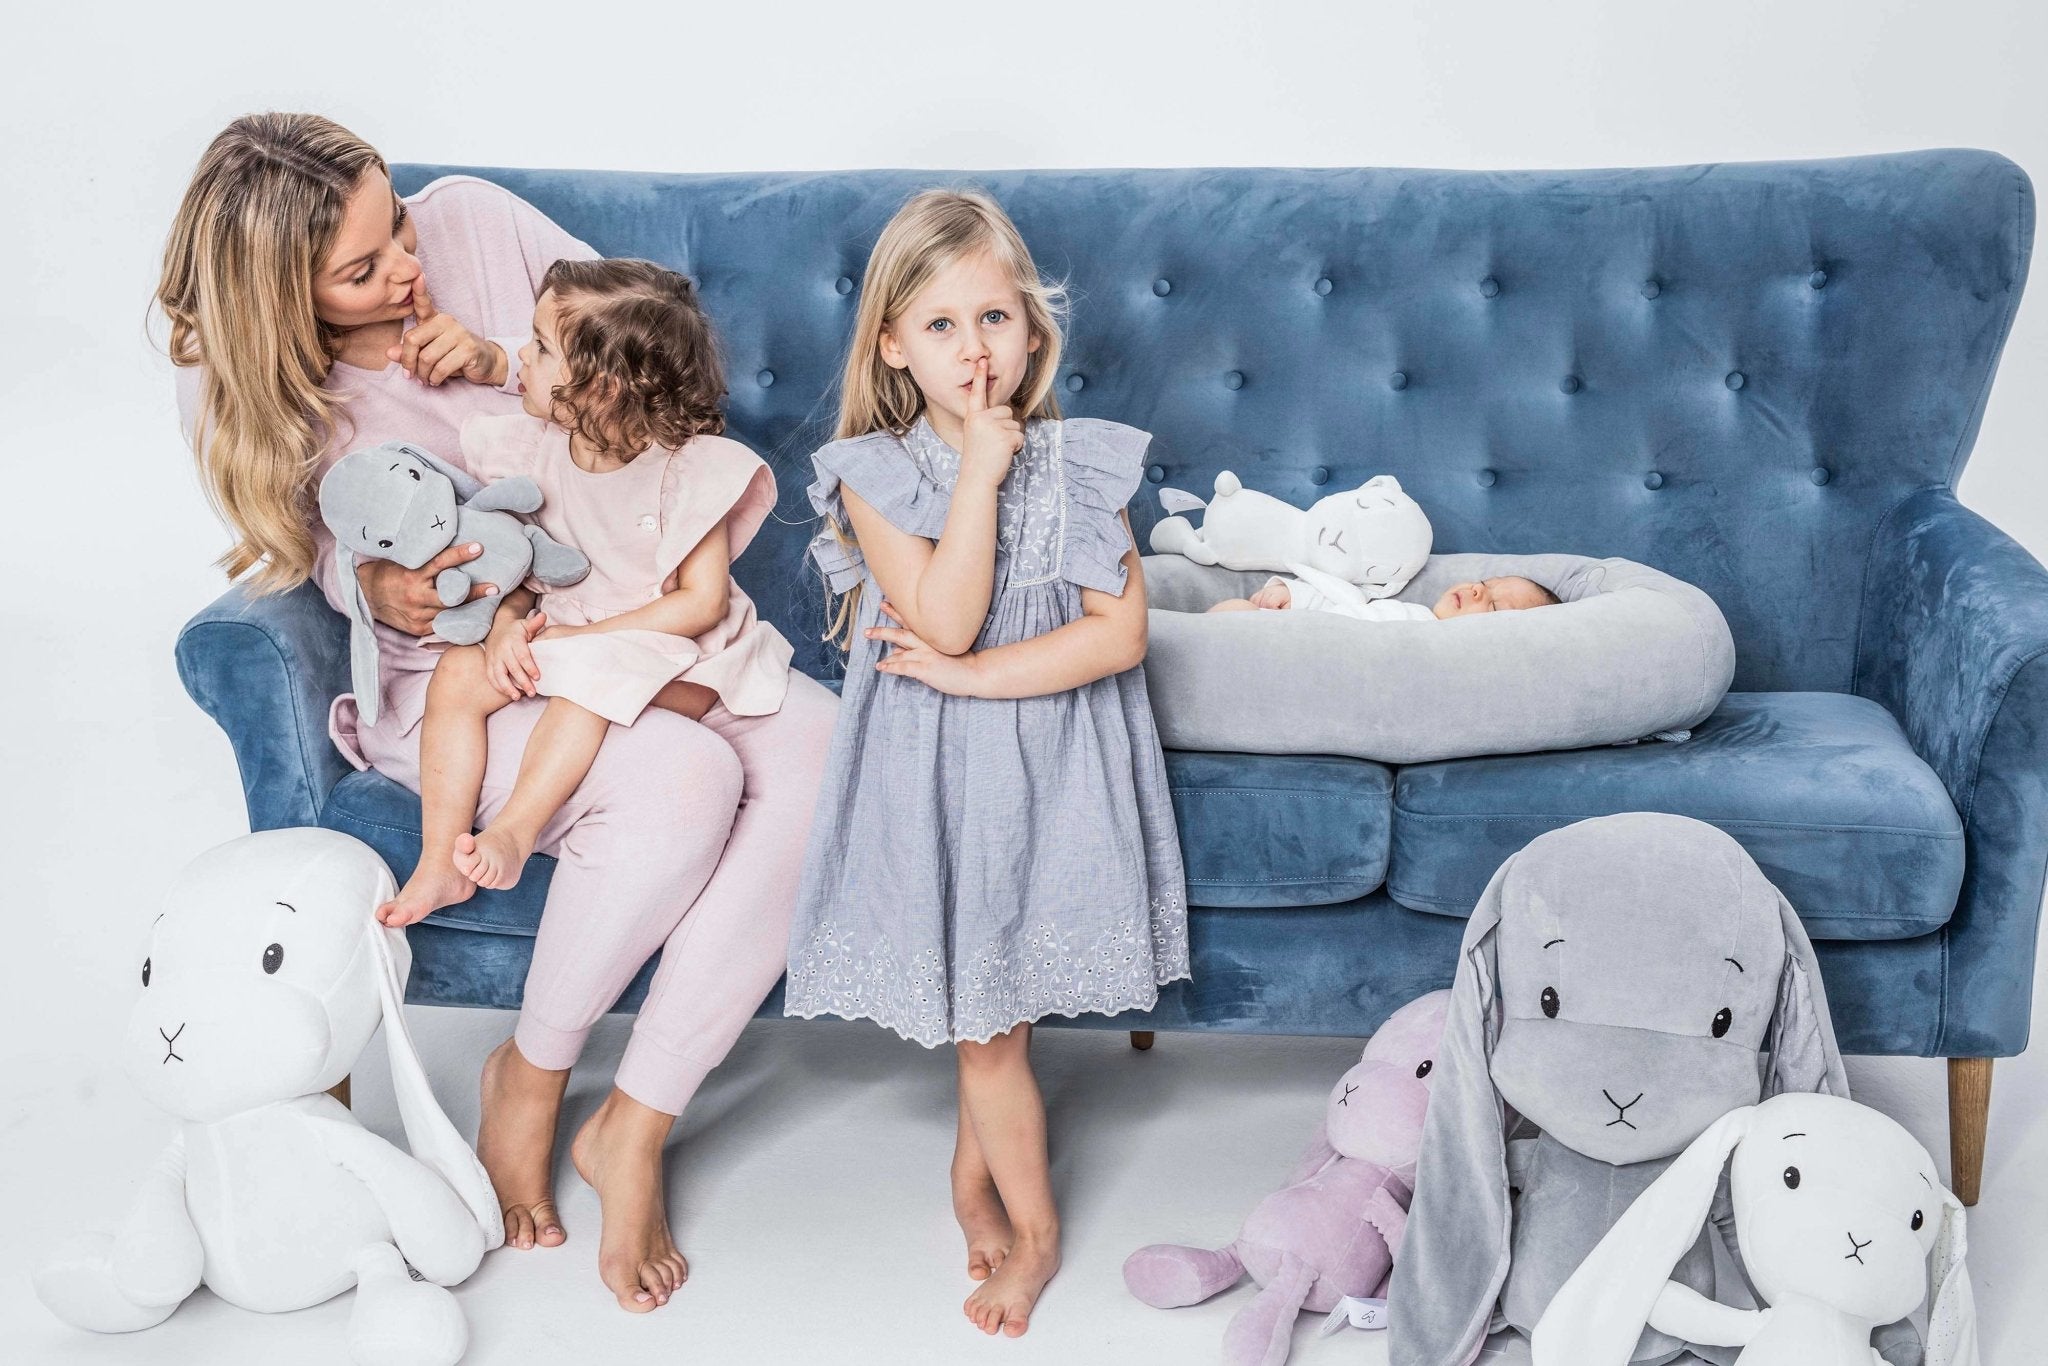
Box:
[157, 113, 386, 591]
[824, 188, 1067, 646]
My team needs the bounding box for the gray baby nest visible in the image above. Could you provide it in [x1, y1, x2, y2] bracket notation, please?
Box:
[1141, 553, 1735, 765]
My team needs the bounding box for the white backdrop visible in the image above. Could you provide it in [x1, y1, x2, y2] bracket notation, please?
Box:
[4, 2, 2044, 1362]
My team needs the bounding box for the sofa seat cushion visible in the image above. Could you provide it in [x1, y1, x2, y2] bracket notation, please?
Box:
[1388, 692, 1963, 940]
[1165, 750, 1393, 908]
[326, 747, 1394, 927]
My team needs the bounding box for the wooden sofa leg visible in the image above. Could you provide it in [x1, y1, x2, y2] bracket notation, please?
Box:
[1948, 1057, 1992, 1206]
[1129, 1031, 1155, 1051]
[328, 1075, 353, 1109]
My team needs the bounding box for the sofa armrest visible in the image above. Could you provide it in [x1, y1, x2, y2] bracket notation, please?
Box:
[1855, 487, 2048, 1055]
[174, 581, 352, 831]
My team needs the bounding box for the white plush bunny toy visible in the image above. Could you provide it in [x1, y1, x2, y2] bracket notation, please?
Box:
[1148, 471, 1434, 599]
[1532, 1092, 1977, 1366]
[34, 828, 502, 1366]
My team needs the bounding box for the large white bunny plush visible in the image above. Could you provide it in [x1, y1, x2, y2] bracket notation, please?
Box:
[1533, 1092, 1977, 1366]
[34, 828, 502, 1366]
[1148, 471, 1433, 599]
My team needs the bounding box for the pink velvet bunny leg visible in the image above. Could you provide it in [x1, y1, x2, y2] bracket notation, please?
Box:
[1223, 1252, 1319, 1366]
[1122, 1243, 1247, 1307]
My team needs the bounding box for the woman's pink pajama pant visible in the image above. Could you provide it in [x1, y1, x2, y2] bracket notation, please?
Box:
[359, 668, 838, 1115]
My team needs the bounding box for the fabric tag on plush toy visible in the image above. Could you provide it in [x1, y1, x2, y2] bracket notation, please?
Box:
[1319, 1296, 1391, 1334]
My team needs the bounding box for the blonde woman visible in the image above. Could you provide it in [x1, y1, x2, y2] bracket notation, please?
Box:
[160, 114, 836, 1313]
[784, 190, 1190, 1337]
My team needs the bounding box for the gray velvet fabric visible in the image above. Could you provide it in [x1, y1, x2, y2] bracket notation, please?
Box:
[1142, 552, 1734, 763]
[1387, 812, 1848, 1366]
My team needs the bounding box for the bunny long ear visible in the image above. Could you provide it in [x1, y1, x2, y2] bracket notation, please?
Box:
[1387, 861, 1511, 1366]
[1925, 1187, 1978, 1366]
[368, 922, 505, 1250]
[1765, 893, 1849, 1097]
[1531, 1106, 1757, 1366]
[339, 542, 385, 728]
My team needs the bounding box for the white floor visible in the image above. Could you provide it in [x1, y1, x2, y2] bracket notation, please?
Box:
[3, 398, 2044, 1366]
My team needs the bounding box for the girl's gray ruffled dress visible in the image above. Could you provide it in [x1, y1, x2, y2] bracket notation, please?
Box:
[783, 415, 1190, 1047]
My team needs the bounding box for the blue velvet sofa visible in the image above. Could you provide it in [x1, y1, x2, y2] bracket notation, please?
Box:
[177, 151, 2040, 1200]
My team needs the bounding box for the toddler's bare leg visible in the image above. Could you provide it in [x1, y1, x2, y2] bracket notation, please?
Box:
[649, 680, 719, 721]
[456, 699, 611, 890]
[957, 1025, 1061, 1337]
[379, 647, 511, 926]
[1206, 598, 1258, 613]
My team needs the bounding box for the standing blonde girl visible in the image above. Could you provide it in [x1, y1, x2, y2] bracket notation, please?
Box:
[784, 189, 1189, 1337]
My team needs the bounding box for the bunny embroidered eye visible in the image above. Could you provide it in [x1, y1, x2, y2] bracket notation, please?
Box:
[1911, 1210, 1924, 1231]
[1783, 1166, 1801, 1190]
[407, 468, 420, 481]
[1540, 987, 1560, 1018]
[262, 943, 284, 975]
[1712, 1007, 1732, 1038]
[378, 539, 393, 549]
[1415, 1059, 1433, 1078]
[141, 957, 151, 987]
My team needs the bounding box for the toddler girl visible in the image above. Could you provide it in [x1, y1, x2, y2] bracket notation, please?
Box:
[379, 258, 794, 925]
[783, 189, 1189, 1338]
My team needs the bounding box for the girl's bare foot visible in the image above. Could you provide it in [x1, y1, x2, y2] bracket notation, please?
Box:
[453, 825, 534, 890]
[952, 1118, 1013, 1280]
[477, 1038, 569, 1251]
[964, 1231, 1060, 1337]
[375, 857, 474, 927]
[571, 1088, 687, 1313]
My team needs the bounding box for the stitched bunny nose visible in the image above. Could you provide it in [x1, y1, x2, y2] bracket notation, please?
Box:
[159, 1023, 186, 1064]
[1602, 1088, 1643, 1128]
[1844, 1231, 1872, 1264]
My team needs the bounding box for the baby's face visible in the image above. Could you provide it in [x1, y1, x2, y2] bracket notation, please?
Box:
[1433, 576, 1553, 618]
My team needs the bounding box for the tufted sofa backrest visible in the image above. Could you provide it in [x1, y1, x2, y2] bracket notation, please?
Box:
[395, 152, 2033, 691]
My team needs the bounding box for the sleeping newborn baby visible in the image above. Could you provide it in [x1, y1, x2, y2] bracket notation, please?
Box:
[1208, 573, 1560, 621]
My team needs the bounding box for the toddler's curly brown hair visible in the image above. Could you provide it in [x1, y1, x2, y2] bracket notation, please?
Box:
[538, 258, 727, 456]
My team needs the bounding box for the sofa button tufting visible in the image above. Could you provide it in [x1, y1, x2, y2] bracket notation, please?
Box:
[1811, 466, 1832, 486]
[756, 369, 775, 388]
[1644, 471, 1665, 490]
[1642, 279, 1662, 299]
[1389, 370, 1409, 390]
[1809, 269, 1829, 290]
[1310, 466, 1331, 485]
[1479, 275, 1501, 298]
[1225, 370, 1245, 390]
[1147, 464, 1166, 484]
[1315, 276, 1333, 296]
[1726, 371, 1745, 390]
[1066, 373, 1086, 392]
[835, 275, 854, 295]
[1561, 375, 1581, 394]
[1478, 468, 1498, 488]
[1153, 278, 1172, 296]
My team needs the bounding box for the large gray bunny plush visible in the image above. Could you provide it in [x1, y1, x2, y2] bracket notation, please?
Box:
[1388, 812, 1921, 1366]
[318, 441, 588, 726]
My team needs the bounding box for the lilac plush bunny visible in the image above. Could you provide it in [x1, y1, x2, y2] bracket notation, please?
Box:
[1123, 990, 1451, 1366]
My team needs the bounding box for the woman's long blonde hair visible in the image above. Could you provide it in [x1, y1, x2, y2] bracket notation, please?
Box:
[824, 188, 1067, 646]
[157, 113, 386, 591]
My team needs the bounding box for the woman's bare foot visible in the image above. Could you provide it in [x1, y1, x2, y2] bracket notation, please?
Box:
[453, 825, 534, 891]
[571, 1088, 687, 1312]
[477, 1038, 569, 1251]
[375, 856, 474, 927]
[964, 1230, 1060, 1337]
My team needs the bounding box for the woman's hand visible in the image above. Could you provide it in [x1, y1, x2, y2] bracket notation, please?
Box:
[484, 610, 548, 700]
[869, 601, 984, 696]
[388, 277, 508, 387]
[957, 358, 1024, 492]
[358, 543, 498, 635]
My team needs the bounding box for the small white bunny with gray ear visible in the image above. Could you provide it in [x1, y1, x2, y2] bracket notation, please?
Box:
[34, 828, 502, 1366]
[1532, 1091, 1977, 1366]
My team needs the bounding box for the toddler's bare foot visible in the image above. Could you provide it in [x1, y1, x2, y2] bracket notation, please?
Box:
[964, 1231, 1060, 1337]
[375, 857, 474, 927]
[453, 826, 534, 891]
[952, 1164, 1013, 1281]
[572, 1089, 687, 1313]
[478, 1038, 568, 1251]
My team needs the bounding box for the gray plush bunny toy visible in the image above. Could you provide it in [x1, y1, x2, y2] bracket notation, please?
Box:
[1388, 813, 1921, 1366]
[318, 440, 588, 726]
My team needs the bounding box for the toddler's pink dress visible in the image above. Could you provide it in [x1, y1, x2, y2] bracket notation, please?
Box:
[460, 412, 795, 724]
